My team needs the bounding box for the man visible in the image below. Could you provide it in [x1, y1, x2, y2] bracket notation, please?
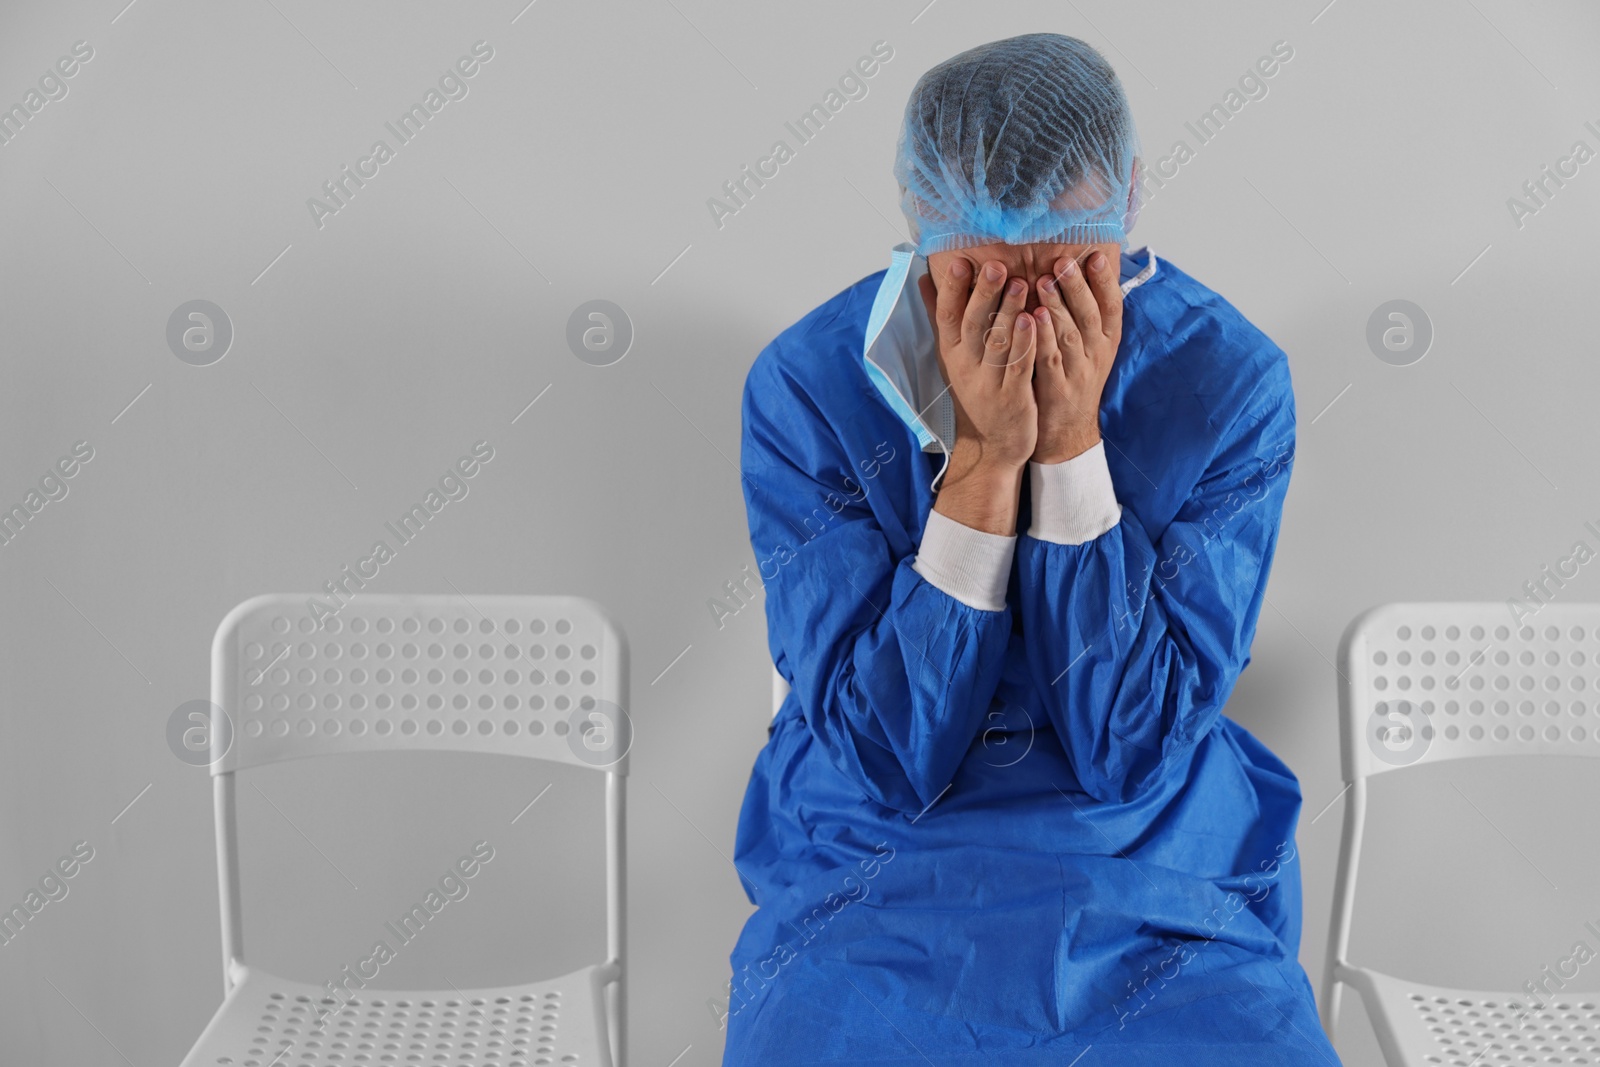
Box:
[724, 33, 1340, 1066]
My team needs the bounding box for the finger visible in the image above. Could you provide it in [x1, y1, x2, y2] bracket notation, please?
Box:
[1085, 249, 1124, 339]
[985, 276, 1029, 369]
[1030, 306, 1062, 376]
[926, 259, 971, 354]
[961, 259, 1008, 356]
[1051, 254, 1102, 342]
[1039, 261, 1086, 358]
[1032, 306, 1096, 424]
[918, 272, 955, 355]
[1007, 306, 1037, 378]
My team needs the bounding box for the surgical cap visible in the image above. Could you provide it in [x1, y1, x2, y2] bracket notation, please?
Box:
[893, 33, 1143, 255]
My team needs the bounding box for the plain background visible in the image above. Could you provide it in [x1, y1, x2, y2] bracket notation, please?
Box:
[3, 1, 1599, 1064]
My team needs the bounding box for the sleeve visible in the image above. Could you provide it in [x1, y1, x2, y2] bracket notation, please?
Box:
[912, 508, 1016, 612]
[1026, 440, 1124, 545]
[1014, 363, 1295, 804]
[742, 347, 1015, 812]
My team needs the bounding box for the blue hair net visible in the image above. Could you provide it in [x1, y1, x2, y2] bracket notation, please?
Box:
[893, 33, 1143, 255]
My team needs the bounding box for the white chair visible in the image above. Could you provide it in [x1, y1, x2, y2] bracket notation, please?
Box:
[772, 667, 789, 718]
[1324, 601, 1600, 1066]
[181, 594, 628, 1067]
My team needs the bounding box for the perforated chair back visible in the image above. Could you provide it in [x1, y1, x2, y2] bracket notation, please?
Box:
[184, 593, 629, 1067]
[214, 593, 628, 773]
[1338, 602, 1600, 781]
[1323, 602, 1600, 1065]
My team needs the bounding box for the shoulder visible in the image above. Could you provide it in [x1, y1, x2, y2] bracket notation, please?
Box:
[744, 269, 884, 411]
[1125, 252, 1293, 434]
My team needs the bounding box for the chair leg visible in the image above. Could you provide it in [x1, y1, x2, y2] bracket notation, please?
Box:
[1322, 978, 1343, 1042]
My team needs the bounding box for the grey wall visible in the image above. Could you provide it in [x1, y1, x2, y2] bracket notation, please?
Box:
[2, 1, 1598, 1064]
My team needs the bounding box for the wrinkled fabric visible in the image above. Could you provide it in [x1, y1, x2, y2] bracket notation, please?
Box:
[894, 33, 1143, 255]
[722, 245, 1340, 1065]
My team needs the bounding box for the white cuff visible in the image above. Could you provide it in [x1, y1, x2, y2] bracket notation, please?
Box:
[1027, 440, 1123, 545]
[912, 507, 1016, 612]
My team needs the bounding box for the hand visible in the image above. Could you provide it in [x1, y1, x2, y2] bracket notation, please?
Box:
[917, 257, 1038, 472]
[1028, 249, 1123, 464]
[915, 257, 1038, 535]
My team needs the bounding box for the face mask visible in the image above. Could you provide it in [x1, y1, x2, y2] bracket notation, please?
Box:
[862, 242, 957, 460]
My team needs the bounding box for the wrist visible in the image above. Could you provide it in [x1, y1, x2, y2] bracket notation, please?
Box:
[949, 437, 1028, 479]
[936, 442, 1024, 536]
[1032, 427, 1101, 465]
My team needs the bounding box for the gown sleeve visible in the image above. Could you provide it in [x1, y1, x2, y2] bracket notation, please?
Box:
[741, 341, 1014, 813]
[1014, 359, 1295, 804]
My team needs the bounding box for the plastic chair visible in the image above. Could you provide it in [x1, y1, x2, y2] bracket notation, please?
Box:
[772, 667, 789, 719]
[180, 594, 628, 1067]
[1324, 602, 1600, 1066]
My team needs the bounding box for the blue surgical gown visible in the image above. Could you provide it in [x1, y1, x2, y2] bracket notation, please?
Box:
[723, 246, 1341, 1066]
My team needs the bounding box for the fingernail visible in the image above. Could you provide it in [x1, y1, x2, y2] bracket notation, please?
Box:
[1017, 313, 1032, 329]
[1063, 259, 1079, 276]
[1007, 279, 1025, 296]
[1089, 252, 1106, 271]
[985, 263, 1003, 282]
[1040, 274, 1057, 294]
[949, 259, 969, 279]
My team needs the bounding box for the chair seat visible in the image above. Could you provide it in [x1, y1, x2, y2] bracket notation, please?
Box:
[180, 962, 614, 1067]
[1348, 965, 1600, 1066]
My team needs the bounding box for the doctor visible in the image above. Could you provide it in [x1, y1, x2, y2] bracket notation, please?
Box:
[725, 32, 1339, 1066]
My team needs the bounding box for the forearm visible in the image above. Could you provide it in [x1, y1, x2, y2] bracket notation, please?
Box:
[909, 440, 1023, 613]
[933, 439, 1024, 536]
